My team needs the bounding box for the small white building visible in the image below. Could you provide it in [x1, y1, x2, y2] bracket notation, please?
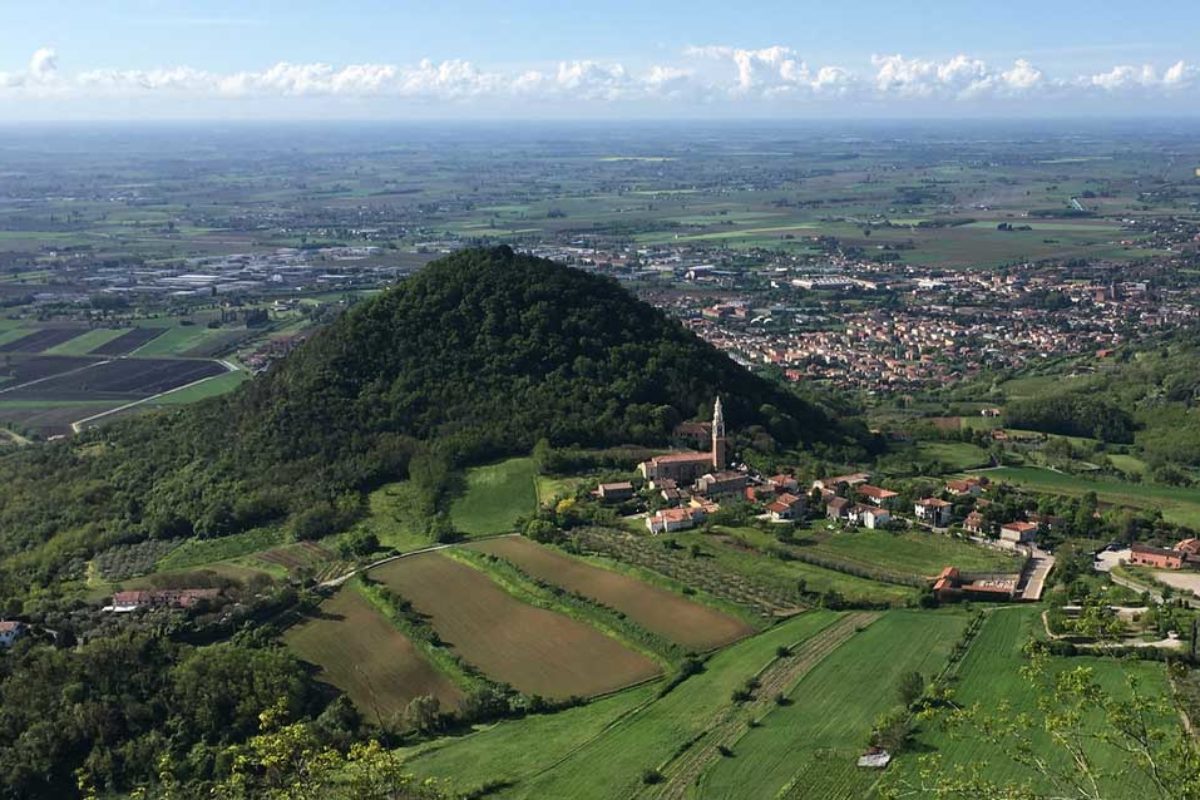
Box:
[0, 621, 26, 649]
[914, 498, 952, 527]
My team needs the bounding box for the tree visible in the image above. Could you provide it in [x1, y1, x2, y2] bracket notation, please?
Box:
[897, 671, 926, 708]
[403, 695, 441, 734]
[890, 643, 1200, 799]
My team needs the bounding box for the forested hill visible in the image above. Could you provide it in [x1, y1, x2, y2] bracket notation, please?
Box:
[0, 247, 855, 593]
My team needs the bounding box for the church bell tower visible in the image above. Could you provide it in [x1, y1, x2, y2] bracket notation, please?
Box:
[712, 396, 728, 468]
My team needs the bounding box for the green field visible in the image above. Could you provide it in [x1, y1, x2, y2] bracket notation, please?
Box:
[412, 610, 841, 798]
[350, 481, 439, 551]
[148, 369, 248, 404]
[708, 528, 920, 603]
[884, 606, 1172, 797]
[978, 466, 1200, 527]
[805, 529, 1023, 578]
[698, 610, 969, 799]
[449, 457, 539, 536]
[916, 441, 993, 470]
[130, 324, 232, 356]
[155, 526, 286, 571]
[44, 328, 128, 355]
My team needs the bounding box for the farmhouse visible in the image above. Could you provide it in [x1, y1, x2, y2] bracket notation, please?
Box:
[105, 588, 221, 612]
[964, 510, 988, 535]
[1176, 538, 1200, 557]
[767, 474, 800, 493]
[695, 470, 748, 497]
[826, 496, 850, 521]
[914, 497, 952, 527]
[1129, 543, 1186, 570]
[767, 492, 807, 521]
[646, 506, 706, 534]
[595, 481, 634, 502]
[857, 484, 898, 507]
[0, 620, 26, 649]
[812, 472, 871, 493]
[848, 504, 891, 530]
[932, 567, 1018, 602]
[945, 477, 984, 496]
[999, 521, 1039, 546]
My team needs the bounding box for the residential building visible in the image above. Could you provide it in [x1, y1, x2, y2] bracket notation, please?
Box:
[106, 589, 221, 612]
[646, 506, 706, 534]
[849, 504, 891, 530]
[915, 498, 952, 527]
[596, 481, 634, 502]
[963, 510, 988, 535]
[1129, 543, 1186, 570]
[857, 484, 898, 507]
[0, 621, 26, 649]
[945, 478, 984, 497]
[999, 521, 1039, 546]
[695, 470, 748, 497]
[811, 472, 871, 493]
[826, 496, 850, 521]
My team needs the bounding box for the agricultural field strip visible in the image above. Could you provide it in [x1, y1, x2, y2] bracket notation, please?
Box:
[371, 551, 660, 699]
[573, 529, 803, 618]
[0, 357, 110, 396]
[282, 586, 465, 719]
[447, 547, 677, 668]
[467, 537, 753, 652]
[649, 612, 879, 800]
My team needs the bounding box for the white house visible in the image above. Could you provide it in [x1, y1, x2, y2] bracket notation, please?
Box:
[0, 621, 26, 649]
[914, 498, 952, 527]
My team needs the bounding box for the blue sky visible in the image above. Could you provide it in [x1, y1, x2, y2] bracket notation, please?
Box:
[1, 0, 1197, 119]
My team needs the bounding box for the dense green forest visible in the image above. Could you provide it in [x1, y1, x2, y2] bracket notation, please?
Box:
[0, 247, 860, 596]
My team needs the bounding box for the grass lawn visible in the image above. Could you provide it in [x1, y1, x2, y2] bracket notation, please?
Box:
[698, 610, 969, 799]
[399, 683, 658, 792]
[535, 474, 582, 505]
[977, 466, 1200, 528]
[510, 610, 842, 800]
[804, 529, 1023, 578]
[449, 457, 538, 536]
[350, 481, 438, 552]
[883, 606, 1172, 798]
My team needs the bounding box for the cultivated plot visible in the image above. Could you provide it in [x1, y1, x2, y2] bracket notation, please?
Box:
[468, 536, 753, 651]
[284, 586, 464, 720]
[372, 552, 660, 698]
[0, 328, 86, 353]
[90, 327, 167, 356]
[4, 357, 226, 401]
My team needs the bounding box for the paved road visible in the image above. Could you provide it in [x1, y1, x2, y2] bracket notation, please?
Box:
[1019, 546, 1055, 601]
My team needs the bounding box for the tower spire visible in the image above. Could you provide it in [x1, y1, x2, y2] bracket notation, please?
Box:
[712, 395, 727, 468]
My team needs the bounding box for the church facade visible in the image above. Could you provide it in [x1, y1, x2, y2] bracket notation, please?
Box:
[639, 397, 730, 483]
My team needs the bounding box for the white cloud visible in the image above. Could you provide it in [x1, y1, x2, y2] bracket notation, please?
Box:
[0, 46, 1196, 114]
[1089, 60, 1196, 91]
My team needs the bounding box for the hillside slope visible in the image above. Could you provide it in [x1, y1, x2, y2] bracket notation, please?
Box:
[0, 247, 850, 592]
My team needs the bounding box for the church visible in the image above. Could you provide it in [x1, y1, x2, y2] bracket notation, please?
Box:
[639, 397, 730, 484]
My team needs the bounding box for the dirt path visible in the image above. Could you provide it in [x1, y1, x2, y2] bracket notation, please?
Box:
[646, 611, 879, 800]
[317, 532, 520, 588]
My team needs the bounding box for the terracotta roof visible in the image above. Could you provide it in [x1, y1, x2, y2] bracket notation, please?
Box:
[650, 452, 714, 464]
[858, 485, 898, 499]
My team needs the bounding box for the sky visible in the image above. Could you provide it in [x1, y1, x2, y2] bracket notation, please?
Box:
[0, 0, 1197, 120]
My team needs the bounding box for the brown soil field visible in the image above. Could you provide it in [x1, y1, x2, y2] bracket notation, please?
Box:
[4, 357, 225, 401]
[469, 537, 753, 651]
[284, 587, 463, 719]
[0, 328, 87, 353]
[372, 552, 660, 698]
